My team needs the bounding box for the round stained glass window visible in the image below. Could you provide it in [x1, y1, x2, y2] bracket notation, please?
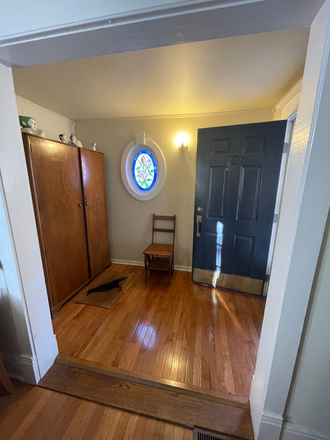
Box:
[132, 150, 157, 191]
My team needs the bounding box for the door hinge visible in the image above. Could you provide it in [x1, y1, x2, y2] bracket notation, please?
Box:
[264, 274, 270, 283]
[283, 142, 289, 153]
[273, 213, 279, 223]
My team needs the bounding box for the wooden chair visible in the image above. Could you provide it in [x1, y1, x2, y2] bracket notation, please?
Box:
[143, 214, 176, 284]
[0, 352, 14, 394]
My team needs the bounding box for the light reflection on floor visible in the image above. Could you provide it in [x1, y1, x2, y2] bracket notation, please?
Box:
[135, 323, 158, 349]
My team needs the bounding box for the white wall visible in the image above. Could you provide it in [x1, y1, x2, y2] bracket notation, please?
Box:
[0, 63, 58, 383]
[0, 178, 33, 381]
[282, 214, 330, 439]
[16, 96, 74, 142]
[251, 1, 330, 438]
[75, 109, 274, 269]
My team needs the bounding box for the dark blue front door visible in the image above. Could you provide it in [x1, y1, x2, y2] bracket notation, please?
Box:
[192, 121, 287, 295]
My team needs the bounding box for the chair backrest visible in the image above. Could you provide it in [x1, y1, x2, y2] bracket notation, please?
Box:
[152, 214, 176, 246]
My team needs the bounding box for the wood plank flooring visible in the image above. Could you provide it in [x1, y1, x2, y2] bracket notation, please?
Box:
[0, 381, 192, 440]
[39, 362, 254, 439]
[53, 264, 265, 400]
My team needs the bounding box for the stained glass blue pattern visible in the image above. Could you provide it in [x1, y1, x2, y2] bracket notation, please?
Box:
[132, 150, 157, 191]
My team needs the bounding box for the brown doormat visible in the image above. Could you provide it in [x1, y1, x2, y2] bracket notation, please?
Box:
[75, 271, 133, 309]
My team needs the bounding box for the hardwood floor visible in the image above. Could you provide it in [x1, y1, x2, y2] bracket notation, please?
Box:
[0, 382, 192, 439]
[39, 362, 254, 439]
[53, 264, 265, 400]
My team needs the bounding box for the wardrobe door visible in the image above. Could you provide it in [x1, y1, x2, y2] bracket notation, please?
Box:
[80, 149, 111, 277]
[25, 135, 90, 310]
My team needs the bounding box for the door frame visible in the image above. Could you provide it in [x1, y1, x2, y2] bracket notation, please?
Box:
[262, 112, 297, 296]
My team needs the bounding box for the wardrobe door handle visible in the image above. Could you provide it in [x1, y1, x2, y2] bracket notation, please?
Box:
[85, 201, 89, 206]
[78, 202, 82, 207]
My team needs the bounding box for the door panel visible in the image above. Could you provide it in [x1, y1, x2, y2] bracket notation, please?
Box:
[208, 166, 228, 218]
[192, 121, 287, 295]
[80, 149, 110, 277]
[29, 137, 90, 307]
[236, 165, 263, 221]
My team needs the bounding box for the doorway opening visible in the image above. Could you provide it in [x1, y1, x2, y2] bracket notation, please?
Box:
[10, 28, 305, 437]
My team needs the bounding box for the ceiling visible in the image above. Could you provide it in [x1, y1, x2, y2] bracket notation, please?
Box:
[13, 28, 309, 121]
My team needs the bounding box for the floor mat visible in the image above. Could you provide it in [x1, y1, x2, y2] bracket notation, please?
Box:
[75, 270, 133, 309]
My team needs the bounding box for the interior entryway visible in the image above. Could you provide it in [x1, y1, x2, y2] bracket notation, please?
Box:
[2, 1, 327, 436]
[52, 264, 265, 401]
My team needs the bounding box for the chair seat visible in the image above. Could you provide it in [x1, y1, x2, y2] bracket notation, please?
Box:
[143, 243, 174, 257]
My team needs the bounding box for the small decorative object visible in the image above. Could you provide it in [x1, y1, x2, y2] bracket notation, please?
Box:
[59, 134, 68, 143]
[91, 142, 97, 151]
[174, 132, 189, 151]
[75, 140, 83, 148]
[19, 115, 37, 131]
[19, 115, 46, 137]
[69, 134, 78, 146]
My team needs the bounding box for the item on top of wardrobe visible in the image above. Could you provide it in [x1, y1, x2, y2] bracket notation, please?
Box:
[19, 115, 36, 131]
[70, 134, 78, 146]
[75, 140, 83, 148]
[91, 142, 97, 151]
[19, 115, 46, 137]
[59, 133, 67, 143]
[22, 133, 111, 317]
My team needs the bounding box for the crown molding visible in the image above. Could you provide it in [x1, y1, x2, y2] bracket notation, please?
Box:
[75, 108, 273, 124]
[274, 79, 303, 110]
[0, 0, 266, 46]
[16, 95, 74, 124]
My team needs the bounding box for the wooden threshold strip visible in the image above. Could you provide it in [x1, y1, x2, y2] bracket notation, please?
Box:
[39, 361, 254, 440]
[56, 354, 249, 409]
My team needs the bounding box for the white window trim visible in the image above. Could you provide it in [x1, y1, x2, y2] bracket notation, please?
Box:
[121, 133, 166, 201]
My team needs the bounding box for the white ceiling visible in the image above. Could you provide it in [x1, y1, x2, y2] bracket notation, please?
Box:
[13, 28, 309, 121]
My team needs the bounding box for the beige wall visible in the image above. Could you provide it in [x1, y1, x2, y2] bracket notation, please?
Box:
[16, 96, 74, 142]
[76, 109, 274, 268]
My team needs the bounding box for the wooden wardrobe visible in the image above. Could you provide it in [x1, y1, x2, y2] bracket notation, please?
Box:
[22, 133, 111, 317]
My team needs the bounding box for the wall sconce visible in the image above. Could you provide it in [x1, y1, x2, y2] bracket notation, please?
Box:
[174, 132, 189, 151]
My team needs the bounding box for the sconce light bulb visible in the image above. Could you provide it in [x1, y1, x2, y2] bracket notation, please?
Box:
[174, 132, 189, 151]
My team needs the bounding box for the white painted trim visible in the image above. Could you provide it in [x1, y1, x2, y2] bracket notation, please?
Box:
[75, 108, 273, 123]
[111, 258, 191, 272]
[274, 79, 303, 110]
[251, 4, 330, 438]
[257, 410, 283, 439]
[0, 0, 266, 46]
[281, 423, 330, 440]
[121, 134, 166, 201]
[1, 351, 37, 384]
[16, 95, 74, 124]
[263, 113, 296, 296]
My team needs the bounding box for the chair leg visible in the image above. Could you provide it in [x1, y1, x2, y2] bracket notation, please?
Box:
[172, 254, 174, 275]
[168, 256, 172, 285]
[144, 254, 148, 283]
[0, 355, 15, 394]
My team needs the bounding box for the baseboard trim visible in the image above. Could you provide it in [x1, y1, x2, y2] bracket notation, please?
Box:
[1, 351, 37, 383]
[111, 258, 192, 272]
[281, 423, 330, 440]
[256, 410, 283, 439]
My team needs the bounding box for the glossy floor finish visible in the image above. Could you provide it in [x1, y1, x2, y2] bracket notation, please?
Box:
[0, 382, 192, 439]
[53, 264, 265, 399]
